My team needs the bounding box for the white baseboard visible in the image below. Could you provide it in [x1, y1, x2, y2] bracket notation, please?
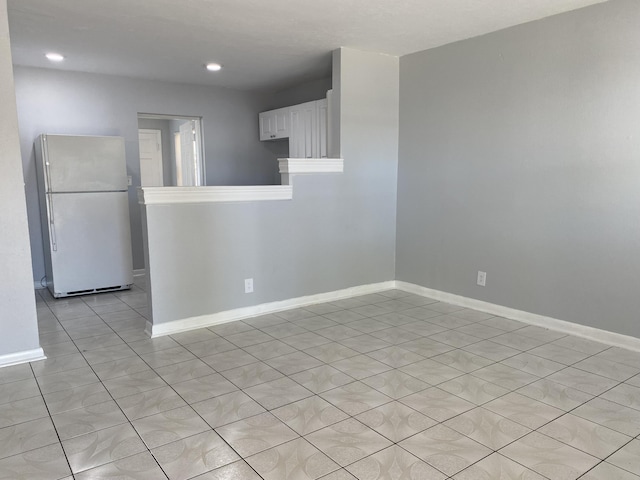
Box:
[148, 281, 395, 337]
[396, 281, 640, 353]
[144, 278, 640, 353]
[0, 348, 46, 368]
[133, 269, 146, 277]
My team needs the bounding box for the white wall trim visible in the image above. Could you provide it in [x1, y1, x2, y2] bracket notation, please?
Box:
[278, 158, 344, 174]
[138, 185, 293, 206]
[396, 281, 640, 353]
[133, 269, 146, 276]
[0, 348, 46, 368]
[149, 281, 395, 337]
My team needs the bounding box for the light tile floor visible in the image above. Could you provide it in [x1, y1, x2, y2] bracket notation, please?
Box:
[1, 278, 640, 479]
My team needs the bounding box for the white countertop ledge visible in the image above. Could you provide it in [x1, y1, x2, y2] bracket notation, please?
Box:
[138, 158, 343, 205]
[278, 158, 344, 174]
[138, 185, 293, 205]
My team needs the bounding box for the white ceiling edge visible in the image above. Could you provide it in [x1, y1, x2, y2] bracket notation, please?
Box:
[7, 0, 609, 91]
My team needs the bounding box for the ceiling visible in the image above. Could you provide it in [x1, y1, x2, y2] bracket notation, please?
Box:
[7, 0, 607, 92]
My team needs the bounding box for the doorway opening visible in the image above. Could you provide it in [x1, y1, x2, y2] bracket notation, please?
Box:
[137, 114, 205, 186]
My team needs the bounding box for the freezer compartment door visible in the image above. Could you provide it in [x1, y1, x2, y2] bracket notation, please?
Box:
[42, 135, 127, 192]
[48, 192, 133, 295]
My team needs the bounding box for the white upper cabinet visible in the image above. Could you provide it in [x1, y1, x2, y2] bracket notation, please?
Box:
[259, 107, 290, 141]
[289, 101, 317, 159]
[259, 96, 330, 158]
[317, 98, 328, 159]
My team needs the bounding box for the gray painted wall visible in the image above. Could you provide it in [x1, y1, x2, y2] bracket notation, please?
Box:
[397, 0, 640, 337]
[13, 67, 279, 278]
[144, 48, 399, 325]
[0, 0, 40, 359]
[270, 76, 332, 110]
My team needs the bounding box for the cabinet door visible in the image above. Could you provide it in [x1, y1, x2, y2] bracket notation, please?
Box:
[317, 99, 328, 158]
[274, 109, 290, 138]
[289, 101, 317, 158]
[259, 111, 275, 140]
[259, 108, 290, 140]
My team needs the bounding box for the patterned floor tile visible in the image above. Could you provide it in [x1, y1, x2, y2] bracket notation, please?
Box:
[192, 390, 266, 429]
[331, 355, 393, 380]
[0, 377, 40, 406]
[346, 445, 446, 480]
[399, 358, 464, 385]
[355, 401, 436, 442]
[572, 357, 639, 382]
[472, 364, 539, 391]
[360, 370, 429, 399]
[305, 343, 361, 363]
[306, 418, 392, 467]
[462, 340, 520, 362]
[366, 346, 426, 368]
[431, 349, 493, 373]
[601, 383, 640, 411]
[0, 395, 49, 429]
[607, 439, 640, 476]
[272, 396, 349, 435]
[453, 452, 546, 480]
[538, 413, 631, 459]
[192, 460, 262, 480]
[444, 407, 531, 450]
[516, 379, 593, 411]
[74, 451, 167, 480]
[290, 365, 355, 394]
[320, 381, 392, 416]
[43, 382, 112, 415]
[102, 370, 167, 399]
[244, 377, 313, 410]
[400, 387, 475, 422]
[500, 431, 599, 480]
[62, 423, 147, 474]
[265, 351, 324, 375]
[171, 373, 238, 403]
[242, 340, 296, 362]
[0, 417, 59, 460]
[205, 346, 269, 367]
[438, 374, 509, 405]
[116, 386, 187, 421]
[51, 400, 128, 440]
[483, 392, 564, 429]
[0, 443, 71, 480]
[153, 359, 216, 384]
[580, 462, 640, 480]
[153, 430, 240, 480]
[215, 412, 298, 457]
[132, 405, 210, 448]
[399, 424, 491, 477]
[221, 361, 284, 389]
[501, 353, 565, 377]
[246, 438, 340, 480]
[572, 397, 640, 437]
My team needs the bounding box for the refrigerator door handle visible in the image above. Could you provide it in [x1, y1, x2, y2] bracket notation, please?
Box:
[47, 193, 57, 251]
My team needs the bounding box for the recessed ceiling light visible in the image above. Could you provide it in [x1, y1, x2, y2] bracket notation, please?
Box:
[45, 52, 64, 62]
[206, 63, 222, 72]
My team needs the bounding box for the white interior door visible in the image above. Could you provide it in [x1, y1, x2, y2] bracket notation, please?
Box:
[138, 129, 164, 186]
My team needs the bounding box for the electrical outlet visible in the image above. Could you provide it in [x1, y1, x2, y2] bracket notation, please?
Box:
[244, 278, 254, 293]
[477, 271, 487, 287]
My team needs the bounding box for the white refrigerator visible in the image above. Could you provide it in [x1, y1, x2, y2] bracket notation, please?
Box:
[35, 134, 134, 298]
